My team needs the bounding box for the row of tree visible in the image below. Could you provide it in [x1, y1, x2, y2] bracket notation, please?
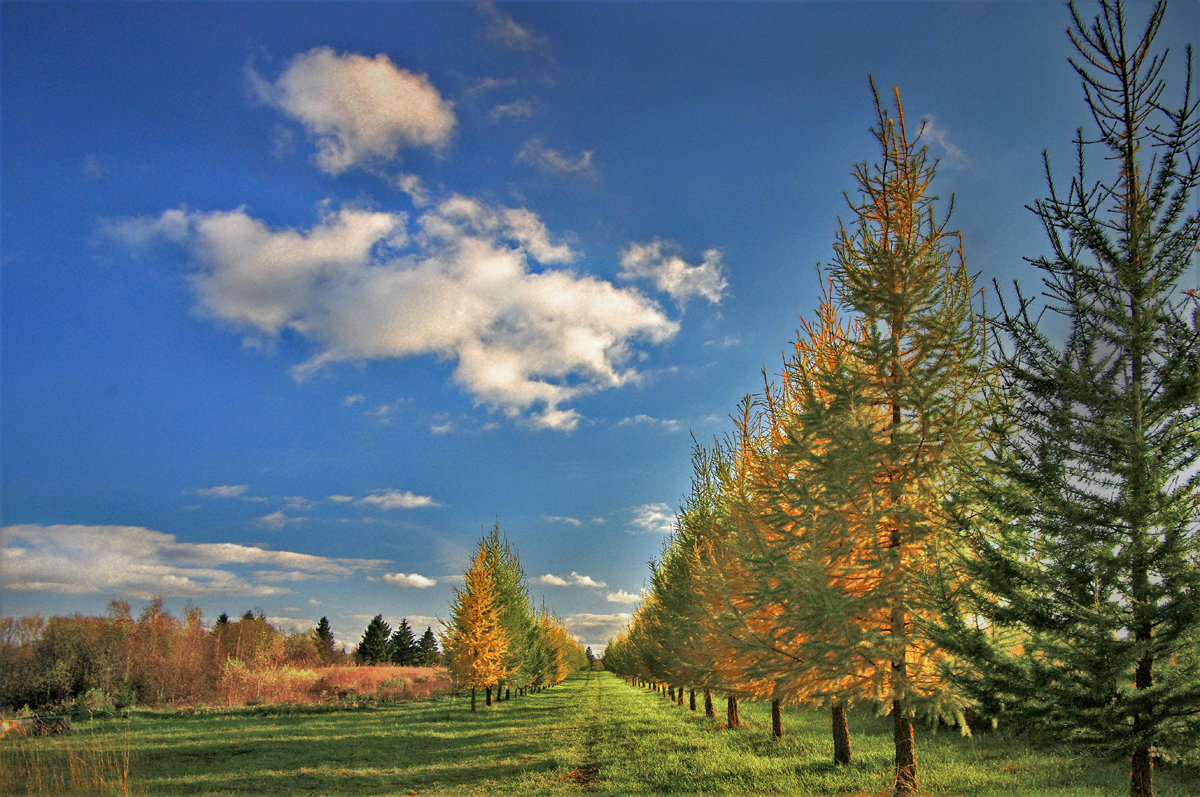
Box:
[439, 523, 589, 710]
[605, 3, 1199, 797]
[0, 601, 349, 711]
[356, 615, 440, 666]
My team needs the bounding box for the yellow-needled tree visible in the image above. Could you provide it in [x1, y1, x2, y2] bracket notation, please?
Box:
[441, 540, 510, 711]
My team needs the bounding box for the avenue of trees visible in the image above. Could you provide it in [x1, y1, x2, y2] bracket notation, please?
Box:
[440, 523, 590, 710]
[605, 3, 1199, 797]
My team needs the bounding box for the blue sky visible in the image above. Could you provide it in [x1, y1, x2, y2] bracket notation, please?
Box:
[3, 1, 1196, 652]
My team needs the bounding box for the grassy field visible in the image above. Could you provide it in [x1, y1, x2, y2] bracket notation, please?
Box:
[2, 670, 1198, 795]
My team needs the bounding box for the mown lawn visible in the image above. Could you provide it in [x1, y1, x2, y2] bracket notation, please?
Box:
[2, 670, 1197, 795]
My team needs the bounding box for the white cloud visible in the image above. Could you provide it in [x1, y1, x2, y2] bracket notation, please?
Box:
[359, 489, 438, 510]
[541, 515, 582, 527]
[564, 612, 633, 645]
[110, 198, 679, 431]
[477, 0, 540, 51]
[383, 572, 438, 588]
[630, 502, 676, 534]
[430, 421, 456, 435]
[343, 394, 365, 406]
[605, 589, 643, 604]
[189, 484, 249, 498]
[619, 239, 727, 305]
[328, 495, 356, 503]
[253, 47, 456, 174]
[1, 524, 386, 598]
[517, 137, 595, 176]
[535, 571, 606, 588]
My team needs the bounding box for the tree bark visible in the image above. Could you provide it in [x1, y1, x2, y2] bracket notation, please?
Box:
[677, 687, 684, 706]
[471, 688, 476, 712]
[832, 699, 852, 765]
[689, 689, 696, 712]
[486, 686, 493, 707]
[726, 696, 740, 729]
[505, 687, 510, 701]
[669, 685, 675, 702]
[704, 688, 715, 718]
[893, 701, 918, 796]
[771, 698, 783, 739]
[1131, 746, 1153, 797]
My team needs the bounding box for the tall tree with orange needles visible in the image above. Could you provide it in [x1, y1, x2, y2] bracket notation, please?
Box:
[441, 539, 510, 711]
[811, 80, 986, 795]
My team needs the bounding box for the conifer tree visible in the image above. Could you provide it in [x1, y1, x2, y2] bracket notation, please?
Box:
[416, 627, 440, 666]
[441, 540, 510, 710]
[481, 522, 536, 700]
[939, 3, 1200, 795]
[815, 80, 985, 795]
[357, 615, 392, 665]
[314, 616, 337, 663]
[389, 619, 418, 666]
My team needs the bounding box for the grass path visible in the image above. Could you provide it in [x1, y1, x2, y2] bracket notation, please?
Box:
[3, 671, 1198, 795]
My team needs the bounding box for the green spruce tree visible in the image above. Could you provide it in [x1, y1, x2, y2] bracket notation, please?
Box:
[940, 3, 1200, 795]
[389, 619, 418, 666]
[416, 627, 440, 666]
[357, 614, 392, 666]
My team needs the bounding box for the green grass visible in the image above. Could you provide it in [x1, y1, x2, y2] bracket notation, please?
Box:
[2, 671, 1197, 795]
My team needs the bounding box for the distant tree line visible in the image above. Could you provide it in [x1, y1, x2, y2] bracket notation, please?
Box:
[0, 599, 403, 712]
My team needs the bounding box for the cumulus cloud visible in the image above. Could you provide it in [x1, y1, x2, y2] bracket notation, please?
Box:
[109, 198, 679, 431]
[252, 47, 456, 174]
[619, 239, 727, 305]
[535, 571, 607, 588]
[257, 510, 292, 530]
[383, 572, 438, 588]
[605, 589, 643, 604]
[359, 490, 438, 510]
[1, 524, 386, 598]
[517, 137, 595, 176]
[629, 502, 676, 534]
[565, 612, 633, 646]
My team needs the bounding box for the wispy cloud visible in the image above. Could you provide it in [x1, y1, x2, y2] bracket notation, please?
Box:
[920, 115, 968, 167]
[488, 100, 534, 124]
[476, 0, 541, 51]
[358, 489, 439, 510]
[620, 239, 728, 305]
[535, 571, 607, 588]
[383, 572, 438, 588]
[250, 47, 457, 175]
[1, 524, 386, 598]
[605, 589, 643, 604]
[617, 414, 682, 433]
[629, 503, 675, 534]
[188, 484, 249, 498]
[516, 137, 595, 176]
[541, 515, 583, 527]
[564, 612, 633, 646]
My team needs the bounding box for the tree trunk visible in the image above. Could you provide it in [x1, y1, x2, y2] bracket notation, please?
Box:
[471, 688, 476, 712]
[505, 687, 510, 701]
[669, 686, 675, 702]
[689, 689, 696, 712]
[704, 688, 715, 718]
[486, 686, 493, 707]
[677, 687, 684, 706]
[1131, 746, 1153, 797]
[726, 696, 740, 729]
[832, 699, 852, 765]
[771, 699, 783, 739]
[893, 700, 918, 796]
